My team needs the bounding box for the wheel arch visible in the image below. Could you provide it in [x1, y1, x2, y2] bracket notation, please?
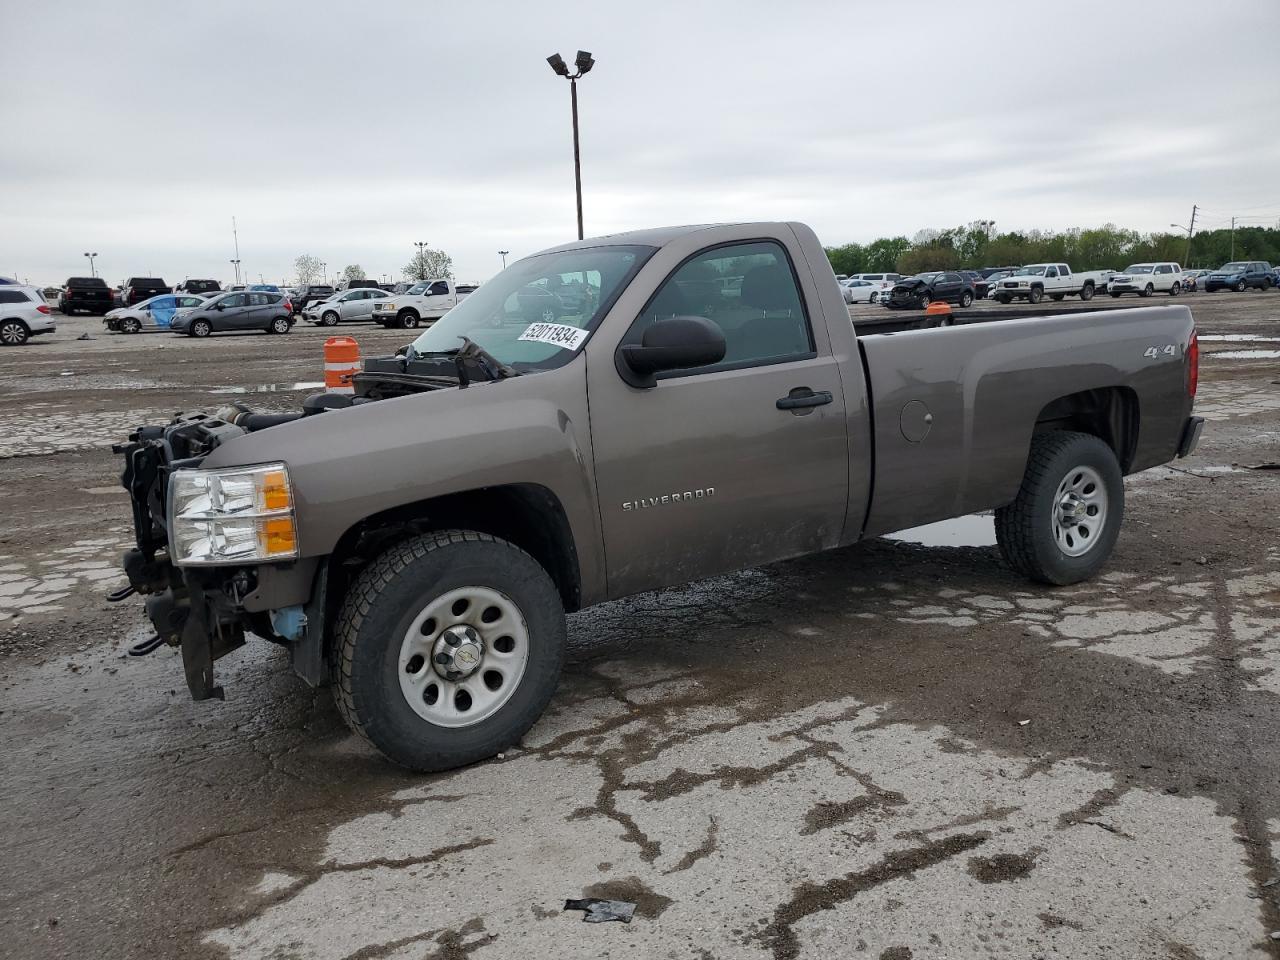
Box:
[1032, 386, 1140, 473]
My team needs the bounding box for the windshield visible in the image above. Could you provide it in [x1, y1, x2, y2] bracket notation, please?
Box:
[912, 272, 943, 282]
[1219, 262, 1247, 272]
[409, 245, 654, 371]
[1013, 265, 1048, 277]
[1124, 264, 1154, 274]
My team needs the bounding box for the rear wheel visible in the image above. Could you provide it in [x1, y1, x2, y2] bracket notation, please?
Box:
[0, 319, 30, 346]
[269, 315, 291, 334]
[995, 431, 1123, 585]
[333, 530, 567, 772]
[322, 311, 340, 326]
[1029, 286, 1044, 304]
[190, 319, 212, 338]
[119, 317, 141, 334]
[1080, 283, 1095, 301]
[959, 290, 974, 307]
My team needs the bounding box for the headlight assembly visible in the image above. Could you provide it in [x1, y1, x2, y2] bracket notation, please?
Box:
[168, 463, 298, 566]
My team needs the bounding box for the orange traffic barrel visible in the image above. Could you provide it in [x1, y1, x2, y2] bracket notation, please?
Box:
[324, 336, 360, 394]
[925, 301, 953, 326]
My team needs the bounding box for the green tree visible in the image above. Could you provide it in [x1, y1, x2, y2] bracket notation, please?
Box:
[823, 243, 866, 276]
[864, 236, 911, 272]
[896, 245, 960, 274]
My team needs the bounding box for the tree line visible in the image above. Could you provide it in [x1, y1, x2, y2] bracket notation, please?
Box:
[825, 222, 1280, 276]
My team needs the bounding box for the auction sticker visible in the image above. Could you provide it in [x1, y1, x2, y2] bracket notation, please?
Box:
[518, 322, 589, 351]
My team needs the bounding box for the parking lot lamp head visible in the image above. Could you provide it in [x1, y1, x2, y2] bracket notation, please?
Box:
[574, 50, 594, 75]
[546, 53, 569, 77]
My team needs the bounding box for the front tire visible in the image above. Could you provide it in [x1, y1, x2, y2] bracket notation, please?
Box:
[333, 530, 567, 772]
[1169, 282, 1181, 296]
[398, 311, 419, 329]
[1234, 280, 1246, 292]
[190, 319, 212, 338]
[322, 311, 340, 326]
[120, 317, 141, 334]
[995, 431, 1124, 585]
[1141, 283, 1154, 298]
[0, 319, 30, 346]
[918, 291, 932, 306]
[959, 290, 974, 307]
[1029, 286, 1044, 304]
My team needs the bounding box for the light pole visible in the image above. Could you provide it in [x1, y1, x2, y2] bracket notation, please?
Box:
[415, 241, 428, 280]
[498, 250, 509, 269]
[321, 261, 327, 284]
[229, 259, 241, 285]
[1171, 205, 1197, 266]
[83, 252, 98, 278]
[546, 50, 595, 240]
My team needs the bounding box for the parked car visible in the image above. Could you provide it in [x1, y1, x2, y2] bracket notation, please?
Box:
[111, 220, 1203, 770]
[292, 285, 335, 313]
[847, 272, 902, 302]
[841, 279, 880, 304]
[334, 278, 383, 292]
[169, 290, 294, 337]
[983, 269, 1014, 297]
[884, 271, 976, 309]
[370, 279, 477, 329]
[960, 270, 993, 299]
[249, 284, 281, 293]
[104, 293, 210, 333]
[175, 279, 221, 297]
[1181, 269, 1211, 292]
[1202, 261, 1275, 292]
[0, 285, 56, 345]
[302, 287, 391, 326]
[993, 264, 1109, 303]
[122, 277, 171, 307]
[1108, 262, 1186, 298]
[59, 276, 114, 316]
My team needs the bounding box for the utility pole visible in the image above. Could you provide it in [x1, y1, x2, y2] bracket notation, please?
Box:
[1185, 205, 1196, 266]
[1229, 217, 1236, 261]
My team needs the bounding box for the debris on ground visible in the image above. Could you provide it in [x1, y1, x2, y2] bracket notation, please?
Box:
[562, 898, 637, 924]
[1245, 463, 1280, 471]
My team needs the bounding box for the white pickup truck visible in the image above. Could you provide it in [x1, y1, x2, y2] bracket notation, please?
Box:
[371, 280, 478, 329]
[993, 264, 1113, 304]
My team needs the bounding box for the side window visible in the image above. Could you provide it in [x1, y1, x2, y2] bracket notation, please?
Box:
[0, 290, 26, 304]
[428, 281, 450, 296]
[628, 240, 813, 372]
[222, 293, 247, 308]
[1045, 267, 1058, 278]
[249, 293, 269, 306]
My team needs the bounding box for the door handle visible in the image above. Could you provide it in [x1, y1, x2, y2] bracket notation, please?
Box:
[776, 388, 833, 410]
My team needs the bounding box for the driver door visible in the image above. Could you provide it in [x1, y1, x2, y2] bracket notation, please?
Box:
[217, 293, 252, 329]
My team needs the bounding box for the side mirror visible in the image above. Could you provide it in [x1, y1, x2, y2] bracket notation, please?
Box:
[215, 303, 225, 311]
[618, 315, 726, 388]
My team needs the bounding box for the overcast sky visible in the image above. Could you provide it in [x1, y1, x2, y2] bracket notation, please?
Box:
[4, 0, 1279, 287]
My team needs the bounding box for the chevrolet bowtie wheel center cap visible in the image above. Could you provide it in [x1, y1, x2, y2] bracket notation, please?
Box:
[432, 625, 485, 681]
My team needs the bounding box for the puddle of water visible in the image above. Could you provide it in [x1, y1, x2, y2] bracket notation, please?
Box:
[1199, 334, 1280, 343]
[211, 381, 325, 395]
[1207, 350, 1280, 360]
[886, 513, 996, 547]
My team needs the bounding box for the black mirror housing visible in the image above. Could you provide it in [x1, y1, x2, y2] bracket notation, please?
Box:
[618, 315, 726, 388]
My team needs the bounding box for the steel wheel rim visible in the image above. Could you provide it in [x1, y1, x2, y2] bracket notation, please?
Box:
[1053, 464, 1108, 557]
[1, 322, 25, 344]
[398, 585, 530, 729]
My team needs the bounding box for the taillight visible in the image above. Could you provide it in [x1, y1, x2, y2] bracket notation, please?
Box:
[1187, 329, 1199, 397]
[37, 304, 51, 314]
[283, 299, 293, 313]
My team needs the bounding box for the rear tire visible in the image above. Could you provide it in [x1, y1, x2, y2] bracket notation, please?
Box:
[269, 315, 291, 334]
[333, 530, 567, 772]
[0, 319, 30, 346]
[1080, 283, 1095, 301]
[995, 431, 1124, 585]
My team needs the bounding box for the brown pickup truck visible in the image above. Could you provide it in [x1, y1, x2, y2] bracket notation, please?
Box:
[114, 222, 1203, 770]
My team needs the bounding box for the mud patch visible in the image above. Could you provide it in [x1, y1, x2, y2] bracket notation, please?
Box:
[967, 849, 1040, 883]
[800, 790, 906, 836]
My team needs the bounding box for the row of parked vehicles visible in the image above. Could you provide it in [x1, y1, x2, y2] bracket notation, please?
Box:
[838, 260, 1279, 310]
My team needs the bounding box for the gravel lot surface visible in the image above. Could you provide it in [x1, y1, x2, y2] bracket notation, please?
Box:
[2, 293, 1278, 959]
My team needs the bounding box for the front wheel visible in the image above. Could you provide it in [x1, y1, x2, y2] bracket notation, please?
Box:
[1140, 284, 1154, 298]
[959, 290, 974, 308]
[918, 291, 932, 306]
[995, 431, 1124, 585]
[120, 317, 141, 334]
[1028, 286, 1043, 304]
[0, 319, 30, 346]
[321, 311, 340, 326]
[1169, 282, 1181, 296]
[1234, 280, 1246, 292]
[190, 319, 212, 338]
[333, 530, 567, 771]
[398, 311, 419, 329]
